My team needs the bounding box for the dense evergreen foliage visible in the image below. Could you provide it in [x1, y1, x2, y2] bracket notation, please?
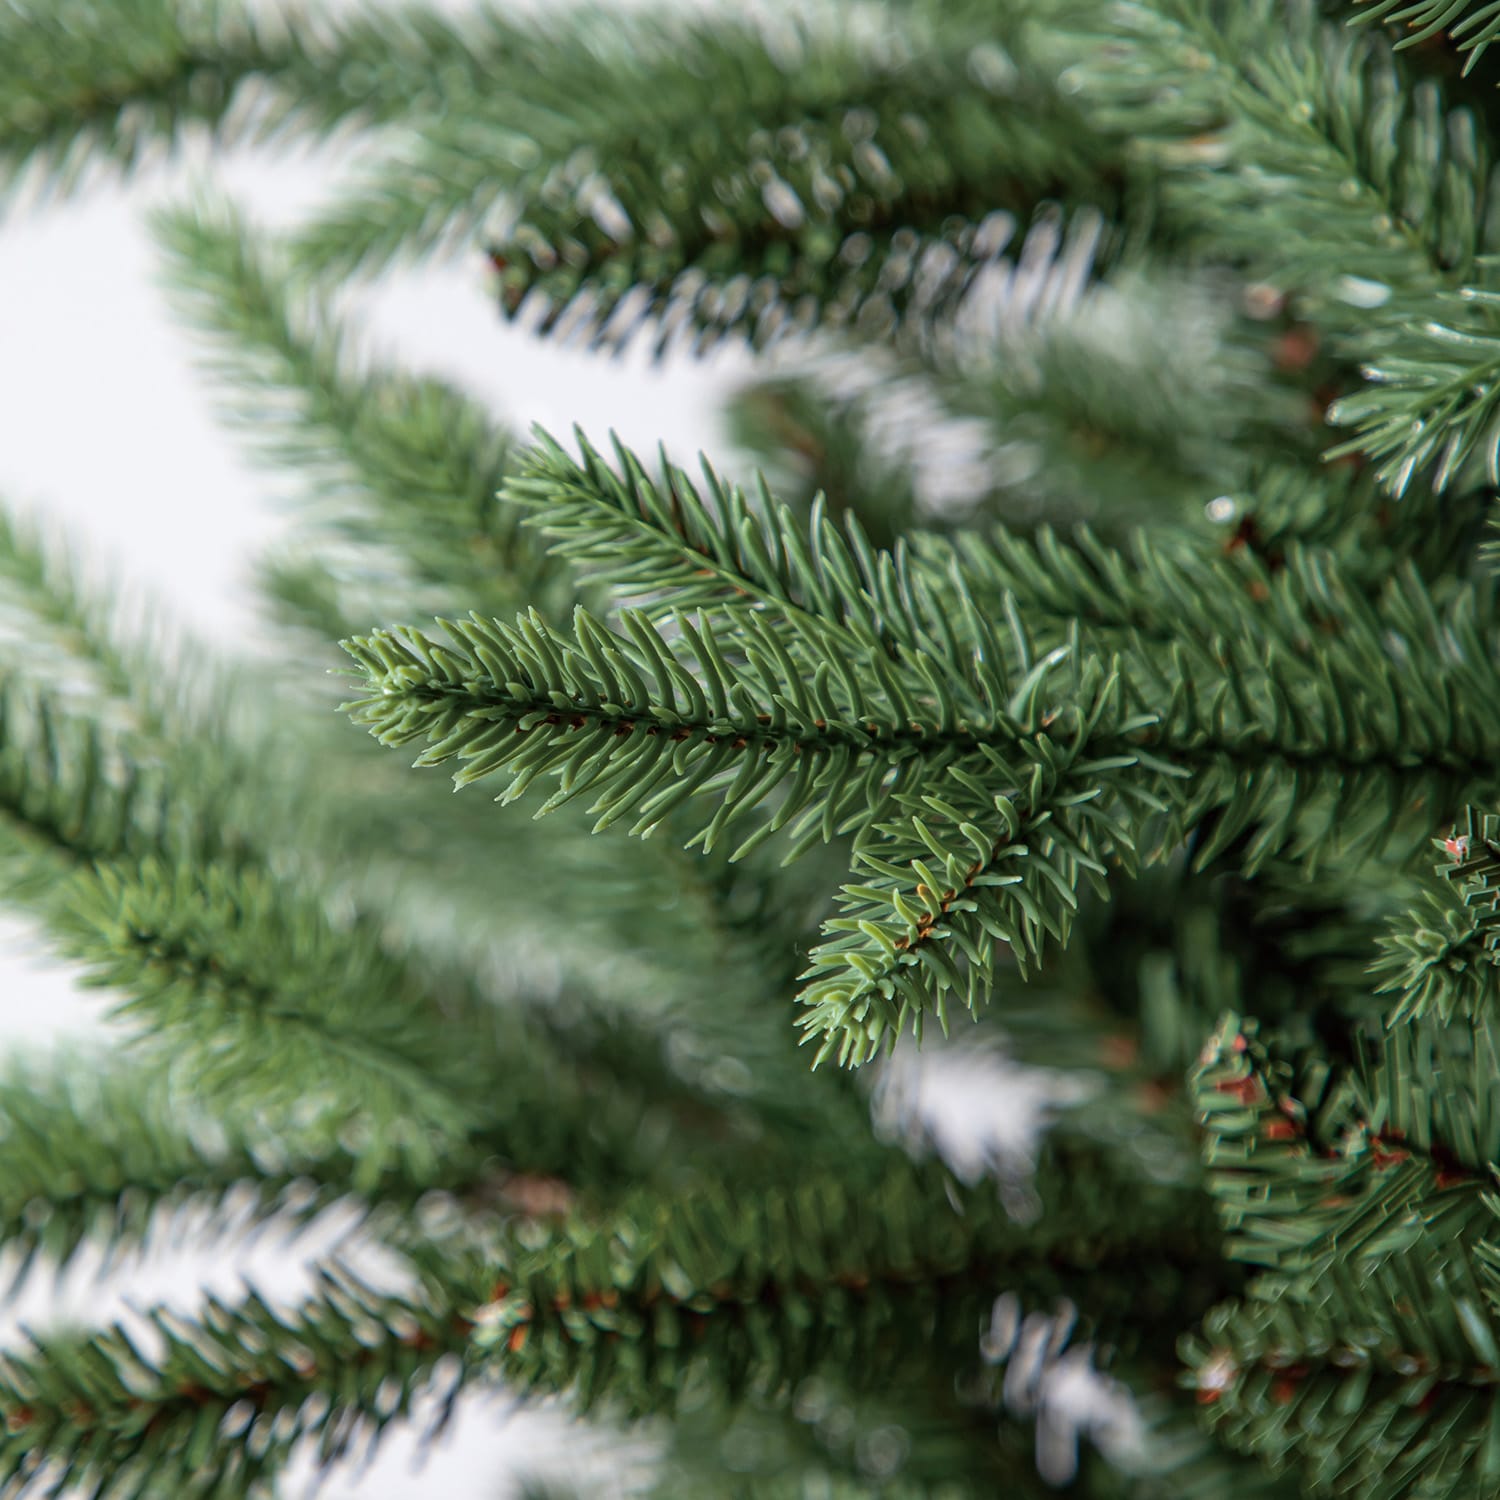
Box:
[5, 0, 1500, 1494]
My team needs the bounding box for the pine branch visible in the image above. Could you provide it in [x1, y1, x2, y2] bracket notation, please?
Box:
[720, 208, 1319, 543]
[651, 1473, 1013, 1500]
[154, 207, 859, 1140]
[502, 428, 881, 635]
[1183, 1327, 1500, 1500]
[0, 0, 262, 202]
[0, 505, 152, 717]
[508, 432, 1485, 717]
[938, 522, 1500, 875]
[253, 549, 363, 645]
[19, 0, 1500, 1490]
[0, 648, 744, 1200]
[504, 427, 1011, 706]
[1347, 0, 1500, 74]
[0, 591, 579, 1193]
[0, 478, 854, 1184]
[0, 1263, 482, 1497]
[1325, 287, 1500, 495]
[1370, 809, 1500, 1023]
[972, 1294, 1311, 1500]
[1046, 0, 1500, 494]
[724, 373, 924, 550]
[0, 915, 833, 1309]
[1192, 1015, 1495, 1272]
[0, 572, 821, 1186]
[529, 434, 1497, 868]
[940, 494, 1490, 670]
[0, 496, 279, 857]
[1203, 460, 1489, 588]
[651, 1299, 1281, 1499]
[368, 434, 1500, 1064]
[1015, 841, 1430, 1120]
[0, 674, 249, 893]
[293, 3, 1115, 349]
[338, 600, 1026, 861]
[1055, 0, 1495, 316]
[915, 218, 1315, 528]
[795, 664, 1175, 1067]
[276, 706, 863, 1138]
[0, 1056, 340, 1294]
[651, 1362, 1042, 1500]
[156, 196, 564, 629]
[465, 1149, 1216, 1419]
[1184, 1015, 1500, 1498]
[47, 851, 784, 1198]
[0, 1051, 511, 1298]
[325, 596, 862, 1131]
[0, 510, 360, 928]
[0, 0, 542, 204]
[50, 856, 482, 1162]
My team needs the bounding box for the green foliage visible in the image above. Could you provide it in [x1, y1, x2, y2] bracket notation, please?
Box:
[1204, 461, 1489, 589]
[650, 1370, 1045, 1500]
[1346, 0, 1500, 73]
[0, 509, 820, 1217]
[794, 678, 1168, 1066]
[156, 196, 560, 628]
[465, 1149, 1212, 1416]
[51, 856, 482, 1163]
[0, 1263, 479, 1497]
[0, 508, 296, 941]
[0, 503, 159, 719]
[0, 673, 243, 884]
[342, 456, 1186, 1065]
[0, 1054, 363, 1294]
[1185, 1013, 1500, 1497]
[26, 848, 789, 1208]
[1183, 1330, 1500, 1500]
[937, 521, 1500, 871]
[0, 0, 266, 202]
[721, 208, 1320, 542]
[1370, 809, 1500, 1023]
[724, 371, 924, 550]
[1050, 0, 1499, 318]
[20, 0, 1500, 1494]
[1044, 0, 1500, 496]
[1325, 286, 1500, 496]
[154, 201, 866, 1159]
[0, 0, 540, 205]
[356, 432, 1500, 1068]
[294, 3, 1116, 348]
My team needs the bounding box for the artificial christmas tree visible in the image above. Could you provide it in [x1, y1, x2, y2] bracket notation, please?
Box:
[2, 0, 1500, 1494]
